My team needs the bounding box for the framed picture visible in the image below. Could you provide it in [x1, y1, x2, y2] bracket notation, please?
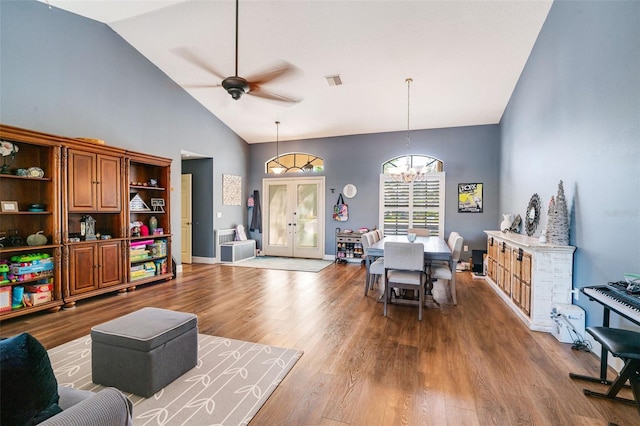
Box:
[151, 198, 165, 212]
[458, 183, 483, 213]
[1, 201, 18, 212]
[222, 174, 242, 206]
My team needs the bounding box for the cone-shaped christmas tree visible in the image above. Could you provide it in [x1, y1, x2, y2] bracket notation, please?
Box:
[546, 180, 569, 245]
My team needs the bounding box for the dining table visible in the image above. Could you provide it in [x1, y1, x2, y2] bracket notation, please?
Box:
[365, 235, 453, 307]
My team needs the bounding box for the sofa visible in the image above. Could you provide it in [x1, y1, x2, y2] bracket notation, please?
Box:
[0, 333, 132, 426]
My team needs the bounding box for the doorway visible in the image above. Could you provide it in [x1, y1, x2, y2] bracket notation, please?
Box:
[262, 177, 325, 259]
[181, 174, 193, 264]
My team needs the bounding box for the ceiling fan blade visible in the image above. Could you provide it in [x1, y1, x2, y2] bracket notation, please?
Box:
[182, 83, 223, 89]
[172, 47, 227, 81]
[248, 86, 301, 104]
[245, 61, 301, 86]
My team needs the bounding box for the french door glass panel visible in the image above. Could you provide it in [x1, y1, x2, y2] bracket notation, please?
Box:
[267, 184, 289, 247]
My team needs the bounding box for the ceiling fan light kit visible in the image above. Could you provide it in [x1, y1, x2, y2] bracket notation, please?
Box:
[222, 76, 250, 100]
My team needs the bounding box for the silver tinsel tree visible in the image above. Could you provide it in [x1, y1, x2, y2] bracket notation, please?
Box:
[546, 180, 569, 245]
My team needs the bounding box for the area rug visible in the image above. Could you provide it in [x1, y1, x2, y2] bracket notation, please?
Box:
[48, 334, 303, 425]
[222, 256, 333, 272]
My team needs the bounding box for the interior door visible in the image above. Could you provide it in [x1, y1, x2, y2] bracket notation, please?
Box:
[263, 177, 325, 259]
[181, 174, 193, 264]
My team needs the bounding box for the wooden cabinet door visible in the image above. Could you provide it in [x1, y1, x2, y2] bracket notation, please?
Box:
[68, 151, 121, 212]
[68, 150, 96, 212]
[97, 155, 121, 211]
[497, 243, 512, 295]
[68, 244, 98, 295]
[98, 241, 122, 288]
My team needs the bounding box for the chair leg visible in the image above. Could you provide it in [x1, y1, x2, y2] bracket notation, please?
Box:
[383, 272, 389, 317]
[583, 358, 639, 409]
[418, 282, 425, 321]
[450, 278, 457, 305]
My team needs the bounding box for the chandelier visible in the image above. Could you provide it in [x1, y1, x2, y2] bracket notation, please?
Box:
[390, 78, 426, 183]
[271, 121, 286, 174]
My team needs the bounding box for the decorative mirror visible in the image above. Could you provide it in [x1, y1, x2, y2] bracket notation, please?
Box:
[343, 184, 357, 199]
[525, 193, 541, 236]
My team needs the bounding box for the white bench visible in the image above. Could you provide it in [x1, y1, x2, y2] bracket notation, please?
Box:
[220, 240, 256, 263]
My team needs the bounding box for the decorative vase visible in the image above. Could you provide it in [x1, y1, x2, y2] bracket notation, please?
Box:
[501, 214, 513, 232]
[149, 216, 158, 234]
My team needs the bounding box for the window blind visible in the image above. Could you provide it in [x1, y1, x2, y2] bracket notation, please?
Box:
[379, 173, 445, 237]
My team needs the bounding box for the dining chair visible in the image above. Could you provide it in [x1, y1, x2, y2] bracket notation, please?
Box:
[407, 228, 430, 237]
[374, 229, 384, 241]
[361, 232, 384, 296]
[431, 234, 464, 305]
[383, 242, 427, 320]
[432, 231, 461, 268]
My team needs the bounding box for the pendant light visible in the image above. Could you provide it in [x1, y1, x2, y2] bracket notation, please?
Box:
[271, 121, 286, 174]
[390, 78, 425, 183]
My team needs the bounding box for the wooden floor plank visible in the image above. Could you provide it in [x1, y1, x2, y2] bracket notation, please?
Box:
[1, 262, 638, 425]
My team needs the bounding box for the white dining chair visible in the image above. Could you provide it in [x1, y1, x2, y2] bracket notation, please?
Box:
[407, 228, 430, 237]
[431, 234, 464, 305]
[384, 242, 427, 320]
[361, 232, 384, 296]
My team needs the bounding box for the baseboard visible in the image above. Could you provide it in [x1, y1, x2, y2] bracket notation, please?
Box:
[191, 256, 216, 264]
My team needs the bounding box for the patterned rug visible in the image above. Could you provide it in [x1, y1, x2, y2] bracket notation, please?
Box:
[48, 334, 303, 425]
[222, 256, 334, 272]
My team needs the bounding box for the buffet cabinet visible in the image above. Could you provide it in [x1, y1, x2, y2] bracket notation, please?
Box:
[484, 230, 575, 332]
[0, 124, 172, 318]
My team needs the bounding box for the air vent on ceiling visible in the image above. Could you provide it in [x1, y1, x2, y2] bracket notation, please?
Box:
[325, 74, 343, 87]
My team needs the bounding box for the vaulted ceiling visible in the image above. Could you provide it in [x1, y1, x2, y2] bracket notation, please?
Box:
[42, 0, 553, 143]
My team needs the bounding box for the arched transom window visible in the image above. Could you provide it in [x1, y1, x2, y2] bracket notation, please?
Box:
[382, 154, 443, 174]
[266, 152, 324, 174]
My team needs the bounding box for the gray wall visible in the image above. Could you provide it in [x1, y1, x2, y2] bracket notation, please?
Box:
[500, 1, 640, 328]
[0, 0, 250, 265]
[248, 124, 501, 258]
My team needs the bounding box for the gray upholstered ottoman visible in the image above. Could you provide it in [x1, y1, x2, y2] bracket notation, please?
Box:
[91, 307, 198, 397]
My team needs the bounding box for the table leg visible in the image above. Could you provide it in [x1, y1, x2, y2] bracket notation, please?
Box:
[424, 261, 440, 309]
[364, 255, 371, 296]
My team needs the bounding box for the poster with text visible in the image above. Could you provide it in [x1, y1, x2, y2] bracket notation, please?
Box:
[458, 183, 483, 213]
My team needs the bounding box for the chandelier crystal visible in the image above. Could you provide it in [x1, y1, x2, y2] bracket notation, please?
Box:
[390, 78, 426, 183]
[271, 121, 286, 174]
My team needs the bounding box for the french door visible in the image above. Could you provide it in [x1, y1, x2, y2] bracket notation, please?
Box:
[263, 177, 325, 258]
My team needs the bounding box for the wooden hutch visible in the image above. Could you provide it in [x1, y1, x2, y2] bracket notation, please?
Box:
[0, 124, 172, 319]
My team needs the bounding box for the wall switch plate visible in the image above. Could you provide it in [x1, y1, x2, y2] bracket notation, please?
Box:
[216, 212, 222, 218]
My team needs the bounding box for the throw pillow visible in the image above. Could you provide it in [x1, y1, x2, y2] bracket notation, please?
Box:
[0, 333, 62, 425]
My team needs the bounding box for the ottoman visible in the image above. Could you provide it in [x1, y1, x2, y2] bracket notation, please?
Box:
[91, 307, 198, 397]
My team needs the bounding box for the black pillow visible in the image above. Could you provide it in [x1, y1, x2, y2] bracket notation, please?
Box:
[0, 333, 62, 425]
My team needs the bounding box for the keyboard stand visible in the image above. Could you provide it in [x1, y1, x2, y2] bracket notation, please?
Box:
[569, 307, 612, 385]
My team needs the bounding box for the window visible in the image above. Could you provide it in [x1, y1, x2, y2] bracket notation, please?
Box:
[382, 155, 443, 174]
[379, 172, 445, 237]
[266, 153, 324, 174]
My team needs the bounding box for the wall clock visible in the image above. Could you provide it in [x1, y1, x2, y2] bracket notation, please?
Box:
[343, 184, 357, 198]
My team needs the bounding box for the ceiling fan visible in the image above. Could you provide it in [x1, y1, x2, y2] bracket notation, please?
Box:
[175, 0, 301, 103]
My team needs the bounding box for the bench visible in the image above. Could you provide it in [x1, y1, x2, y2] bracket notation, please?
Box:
[220, 239, 256, 263]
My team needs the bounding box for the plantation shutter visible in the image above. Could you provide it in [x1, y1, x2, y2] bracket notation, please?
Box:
[379, 173, 445, 237]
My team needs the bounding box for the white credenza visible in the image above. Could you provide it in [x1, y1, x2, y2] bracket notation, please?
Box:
[484, 231, 576, 332]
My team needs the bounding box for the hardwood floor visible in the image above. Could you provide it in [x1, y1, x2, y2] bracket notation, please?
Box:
[1, 263, 637, 425]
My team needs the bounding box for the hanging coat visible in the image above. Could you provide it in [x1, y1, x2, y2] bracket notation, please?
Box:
[250, 189, 262, 233]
